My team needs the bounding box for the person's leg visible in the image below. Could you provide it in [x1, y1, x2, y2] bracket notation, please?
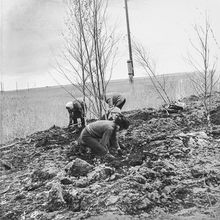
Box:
[68, 112, 72, 127]
[80, 129, 107, 156]
[73, 117, 78, 126]
[85, 137, 107, 155]
[116, 98, 126, 110]
[81, 117, 85, 127]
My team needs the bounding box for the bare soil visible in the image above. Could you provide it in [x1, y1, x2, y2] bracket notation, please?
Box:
[1, 92, 220, 219]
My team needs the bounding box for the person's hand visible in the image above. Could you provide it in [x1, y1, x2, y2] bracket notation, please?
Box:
[117, 148, 123, 156]
[105, 153, 116, 161]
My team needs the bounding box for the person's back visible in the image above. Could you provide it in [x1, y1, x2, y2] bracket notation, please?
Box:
[105, 93, 126, 109]
[66, 99, 87, 127]
[72, 100, 85, 117]
[86, 120, 115, 138]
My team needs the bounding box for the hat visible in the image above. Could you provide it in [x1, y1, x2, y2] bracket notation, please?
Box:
[66, 101, 73, 109]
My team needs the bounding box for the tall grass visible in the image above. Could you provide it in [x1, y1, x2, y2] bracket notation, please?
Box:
[1, 90, 69, 144]
[0, 75, 196, 144]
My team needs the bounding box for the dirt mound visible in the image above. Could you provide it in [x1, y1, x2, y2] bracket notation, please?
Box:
[1, 94, 220, 219]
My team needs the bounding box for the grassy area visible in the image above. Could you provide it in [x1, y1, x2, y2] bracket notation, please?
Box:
[0, 74, 195, 144]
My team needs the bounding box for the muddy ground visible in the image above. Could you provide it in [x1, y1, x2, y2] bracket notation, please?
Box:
[1, 93, 220, 220]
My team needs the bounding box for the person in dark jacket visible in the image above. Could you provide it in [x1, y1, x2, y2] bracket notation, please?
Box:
[78, 114, 130, 159]
[105, 94, 126, 110]
[66, 99, 87, 127]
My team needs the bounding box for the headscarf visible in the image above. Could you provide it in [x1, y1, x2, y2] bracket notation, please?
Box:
[66, 101, 74, 109]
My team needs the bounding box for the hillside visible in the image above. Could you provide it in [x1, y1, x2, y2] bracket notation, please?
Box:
[1, 73, 197, 144]
[1, 92, 220, 219]
[3, 72, 192, 93]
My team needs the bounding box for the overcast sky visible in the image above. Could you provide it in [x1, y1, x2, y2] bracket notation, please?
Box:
[1, 0, 220, 90]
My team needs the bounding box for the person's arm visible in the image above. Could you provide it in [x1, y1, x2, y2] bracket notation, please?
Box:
[100, 127, 114, 152]
[80, 102, 86, 116]
[110, 128, 123, 156]
[68, 110, 73, 127]
[107, 97, 114, 108]
[110, 130, 120, 149]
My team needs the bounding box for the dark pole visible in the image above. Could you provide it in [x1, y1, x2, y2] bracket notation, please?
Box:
[0, 82, 3, 93]
[124, 0, 134, 82]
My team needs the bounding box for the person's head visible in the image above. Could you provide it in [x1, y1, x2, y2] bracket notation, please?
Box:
[66, 101, 73, 112]
[108, 107, 121, 120]
[114, 114, 130, 130]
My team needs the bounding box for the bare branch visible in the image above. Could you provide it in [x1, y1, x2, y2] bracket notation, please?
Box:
[187, 15, 219, 124]
[133, 41, 171, 104]
[52, 0, 119, 119]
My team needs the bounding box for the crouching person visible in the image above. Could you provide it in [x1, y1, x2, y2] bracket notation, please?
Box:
[78, 115, 130, 160]
[66, 99, 87, 128]
[106, 94, 126, 110]
[101, 106, 121, 120]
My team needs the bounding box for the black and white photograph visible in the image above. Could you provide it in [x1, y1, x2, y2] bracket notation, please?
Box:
[1, 0, 220, 219]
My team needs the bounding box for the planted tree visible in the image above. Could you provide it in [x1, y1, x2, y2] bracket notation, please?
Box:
[187, 16, 219, 125]
[55, 0, 118, 119]
[133, 42, 172, 105]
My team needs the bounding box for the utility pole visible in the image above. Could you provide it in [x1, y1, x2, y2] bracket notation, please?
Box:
[0, 0, 3, 144]
[0, 82, 3, 93]
[124, 0, 134, 83]
[16, 81, 18, 92]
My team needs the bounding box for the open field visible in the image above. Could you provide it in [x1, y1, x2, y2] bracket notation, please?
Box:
[0, 73, 198, 144]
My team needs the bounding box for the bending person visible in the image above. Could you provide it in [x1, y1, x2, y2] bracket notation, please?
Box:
[78, 115, 130, 159]
[66, 98, 87, 128]
[105, 94, 126, 110]
[101, 106, 121, 120]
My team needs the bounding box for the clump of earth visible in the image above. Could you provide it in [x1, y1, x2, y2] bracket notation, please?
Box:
[1, 92, 220, 220]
